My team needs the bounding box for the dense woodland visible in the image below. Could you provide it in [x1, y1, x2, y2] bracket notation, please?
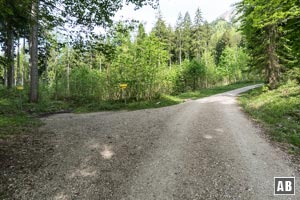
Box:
[0, 0, 299, 104]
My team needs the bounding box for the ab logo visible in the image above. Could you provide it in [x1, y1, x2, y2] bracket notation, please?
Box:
[274, 177, 295, 195]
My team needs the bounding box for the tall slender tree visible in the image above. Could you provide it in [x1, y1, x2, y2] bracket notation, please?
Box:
[182, 12, 192, 60]
[191, 8, 204, 59]
[175, 12, 183, 65]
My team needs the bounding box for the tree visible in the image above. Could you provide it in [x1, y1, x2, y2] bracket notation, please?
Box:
[191, 8, 204, 59]
[175, 12, 183, 65]
[152, 10, 169, 66]
[181, 59, 205, 91]
[201, 21, 212, 65]
[166, 24, 176, 67]
[152, 10, 168, 41]
[0, 0, 31, 88]
[26, 0, 159, 102]
[236, 0, 300, 88]
[215, 30, 231, 65]
[152, 12, 175, 67]
[218, 46, 249, 84]
[29, 0, 39, 102]
[182, 12, 192, 60]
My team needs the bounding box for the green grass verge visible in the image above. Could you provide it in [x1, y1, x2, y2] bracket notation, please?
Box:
[176, 81, 259, 100]
[0, 88, 69, 138]
[0, 81, 257, 138]
[239, 81, 300, 152]
[73, 94, 183, 113]
[0, 115, 42, 138]
[74, 81, 258, 113]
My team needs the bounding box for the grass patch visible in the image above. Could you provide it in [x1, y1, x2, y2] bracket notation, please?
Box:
[74, 82, 258, 113]
[0, 115, 42, 138]
[176, 81, 259, 100]
[0, 88, 69, 138]
[239, 81, 300, 151]
[73, 94, 183, 113]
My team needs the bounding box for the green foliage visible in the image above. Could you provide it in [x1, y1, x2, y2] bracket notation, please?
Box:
[74, 94, 183, 113]
[0, 87, 39, 138]
[180, 59, 206, 91]
[191, 8, 205, 60]
[0, 4, 256, 131]
[182, 12, 192, 60]
[40, 13, 253, 104]
[239, 81, 300, 149]
[237, 0, 300, 88]
[215, 30, 231, 65]
[217, 47, 250, 83]
[69, 66, 106, 102]
[284, 68, 300, 84]
[0, 79, 257, 138]
[0, 114, 42, 138]
[44, 23, 177, 102]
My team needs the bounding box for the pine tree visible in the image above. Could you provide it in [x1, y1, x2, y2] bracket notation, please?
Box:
[152, 10, 168, 42]
[191, 8, 204, 59]
[152, 10, 169, 66]
[166, 24, 176, 67]
[175, 12, 183, 65]
[182, 12, 192, 60]
[215, 30, 231, 65]
[237, 0, 300, 88]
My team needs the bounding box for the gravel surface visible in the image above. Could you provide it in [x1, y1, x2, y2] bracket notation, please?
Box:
[1, 85, 299, 199]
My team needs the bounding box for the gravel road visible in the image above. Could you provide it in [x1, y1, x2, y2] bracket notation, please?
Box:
[1, 85, 299, 199]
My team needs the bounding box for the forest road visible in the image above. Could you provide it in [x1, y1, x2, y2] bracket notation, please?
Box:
[9, 85, 300, 199]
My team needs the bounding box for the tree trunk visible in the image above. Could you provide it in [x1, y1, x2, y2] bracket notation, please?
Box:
[27, 39, 31, 82]
[5, 28, 14, 89]
[179, 40, 182, 65]
[193, 76, 196, 91]
[99, 57, 102, 72]
[22, 38, 26, 85]
[66, 38, 70, 96]
[4, 64, 7, 86]
[29, 0, 39, 103]
[178, 31, 182, 65]
[266, 25, 280, 89]
[44, 43, 48, 84]
[17, 37, 21, 85]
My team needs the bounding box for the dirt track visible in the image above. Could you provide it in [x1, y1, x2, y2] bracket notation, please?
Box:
[1, 85, 299, 199]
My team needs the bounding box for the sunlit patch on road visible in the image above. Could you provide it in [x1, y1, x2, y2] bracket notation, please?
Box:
[196, 96, 236, 105]
[101, 145, 115, 159]
[220, 97, 236, 105]
[203, 134, 213, 139]
[215, 128, 224, 134]
[70, 167, 97, 178]
[54, 192, 70, 200]
[87, 140, 115, 159]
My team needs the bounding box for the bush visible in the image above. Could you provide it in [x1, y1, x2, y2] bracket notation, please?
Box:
[284, 68, 300, 84]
